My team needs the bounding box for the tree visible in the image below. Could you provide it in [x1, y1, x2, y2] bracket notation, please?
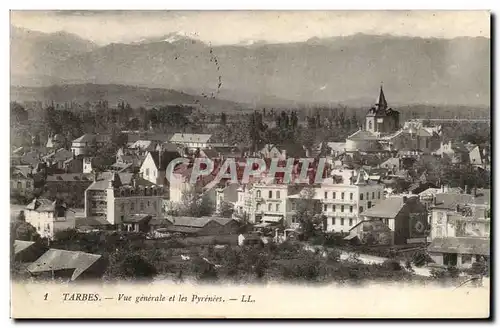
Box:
[179, 187, 214, 217]
[219, 201, 234, 218]
[12, 221, 40, 241]
[117, 254, 157, 281]
[220, 112, 227, 125]
[293, 187, 322, 241]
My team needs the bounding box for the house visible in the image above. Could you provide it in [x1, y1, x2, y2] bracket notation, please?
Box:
[433, 141, 470, 164]
[10, 165, 35, 197]
[27, 249, 106, 281]
[170, 133, 213, 149]
[43, 173, 94, 208]
[258, 144, 286, 160]
[164, 216, 225, 236]
[428, 237, 490, 269]
[25, 198, 76, 239]
[211, 217, 240, 235]
[122, 214, 153, 233]
[43, 148, 78, 173]
[140, 149, 181, 186]
[13, 240, 47, 263]
[75, 216, 113, 232]
[83, 157, 108, 174]
[345, 220, 394, 245]
[84, 172, 164, 226]
[71, 134, 109, 156]
[361, 195, 428, 245]
[46, 134, 65, 149]
[312, 169, 385, 233]
[428, 189, 490, 242]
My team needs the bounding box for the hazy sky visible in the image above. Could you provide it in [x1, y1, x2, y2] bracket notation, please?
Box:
[11, 10, 490, 45]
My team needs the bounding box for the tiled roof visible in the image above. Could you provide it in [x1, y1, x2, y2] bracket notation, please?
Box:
[73, 134, 109, 143]
[86, 172, 156, 191]
[432, 189, 491, 210]
[212, 217, 237, 226]
[75, 216, 110, 227]
[170, 133, 212, 144]
[43, 148, 73, 162]
[26, 198, 57, 212]
[14, 240, 35, 255]
[148, 150, 181, 170]
[46, 173, 93, 182]
[347, 130, 378, 141]
[27, 249, 102, 281]
[428, 237, 490, 256]
[362, 197, 413, 219]
[167, 216, 214, 228]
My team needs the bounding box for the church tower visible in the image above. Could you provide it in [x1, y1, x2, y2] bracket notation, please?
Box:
[365, 85, 399, 135]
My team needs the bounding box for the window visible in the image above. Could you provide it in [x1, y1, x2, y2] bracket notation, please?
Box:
[276, 204, 280, 212]
[26, 181, 31, 189]
[368, 121, 372, 130]
[147, 201, 150, 207]
[145, 168, 150, 177]
[17, 181, 22, 189]
[359, 206, 364, 213]
[276, 191, 281, 199]
[121, 203, 125, 212]
[368, 201, 372, 209]
[268, 190, 273, 199]
[131, 202, 135, 211]
[378, 191, 381, 199]
[268, 203, 272, 211]
[341, 205, 344, 212]
[462, 254, 472, 264]
[257, 203, 261, 211]
[372, 192, 375, 199]
[292, 202, 296, 210]
[360, 193, 364, 200]
[140, 202, 144, 211]
[324, 191, 328, 199]
[341, 218, 345, 225]
[341, 192, 345, 200]
[333, 192, 336, 199]
[384, 218, 389, 225]
[256, 190, 261, 198]
[323, 204, 328, 212]
[366, 192, 369, 200]
[349, 219, 353, 226]
[350, 193, 353, 200]
[349, 206, 353, 213]
[332, 205, 336, 212]
[332, 218, 336, 225]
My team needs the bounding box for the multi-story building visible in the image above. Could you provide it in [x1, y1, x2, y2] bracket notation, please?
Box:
[365, 85, 400, 135]
[315, 169, 385, 233]
[248, 180, 292, 226]
[25, 198, 75, 239]
[427, 188, 490, 268]
[84, 172, 164, 226]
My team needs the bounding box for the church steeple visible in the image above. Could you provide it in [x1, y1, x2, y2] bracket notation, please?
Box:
[375, 84, 388, 111]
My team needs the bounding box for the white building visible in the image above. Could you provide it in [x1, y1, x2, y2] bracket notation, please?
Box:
[139, 149, 180, 186]
[170, 133, 213, 149]
[71, 134, 109, 156]
[84, 172, 164, 226]
[25, 198, 75, 239]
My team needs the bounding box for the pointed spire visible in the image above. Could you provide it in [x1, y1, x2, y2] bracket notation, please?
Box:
[375, 84, 388, 111]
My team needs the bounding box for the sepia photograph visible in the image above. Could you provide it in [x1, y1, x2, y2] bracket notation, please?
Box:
[9, 9, 491, 319]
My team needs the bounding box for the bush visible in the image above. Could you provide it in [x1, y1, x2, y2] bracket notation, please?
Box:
[412, 250, 433, 267]
[326, 249, 341, 263]
[117, 254, 157, 281]
[382, 259, 403, 271]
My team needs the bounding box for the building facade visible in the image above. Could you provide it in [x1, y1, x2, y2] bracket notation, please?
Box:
[25, 198, 75, 239]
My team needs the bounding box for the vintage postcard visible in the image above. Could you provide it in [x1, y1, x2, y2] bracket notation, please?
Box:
[9, 10, 491, 319]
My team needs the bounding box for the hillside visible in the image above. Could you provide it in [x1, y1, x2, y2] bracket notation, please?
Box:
[10, 84, 246, 112]
[10, 27, 490, 107]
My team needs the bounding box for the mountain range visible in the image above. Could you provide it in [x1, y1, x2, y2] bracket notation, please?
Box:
[10, 26, 490, 107]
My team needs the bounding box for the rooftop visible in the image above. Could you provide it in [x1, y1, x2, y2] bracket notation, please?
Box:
[428, 237, 490, 256]
[170, 133, 212, 144]
[27, 249, 102, 281]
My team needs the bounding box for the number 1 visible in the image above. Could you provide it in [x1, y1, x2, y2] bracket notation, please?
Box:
[44, 293, 48, 300]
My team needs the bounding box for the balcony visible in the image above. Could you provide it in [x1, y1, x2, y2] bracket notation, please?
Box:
[322, 198, 356, 204]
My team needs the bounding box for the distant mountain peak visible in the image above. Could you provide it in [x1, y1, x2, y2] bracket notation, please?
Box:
[131, 32, 204, 45]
